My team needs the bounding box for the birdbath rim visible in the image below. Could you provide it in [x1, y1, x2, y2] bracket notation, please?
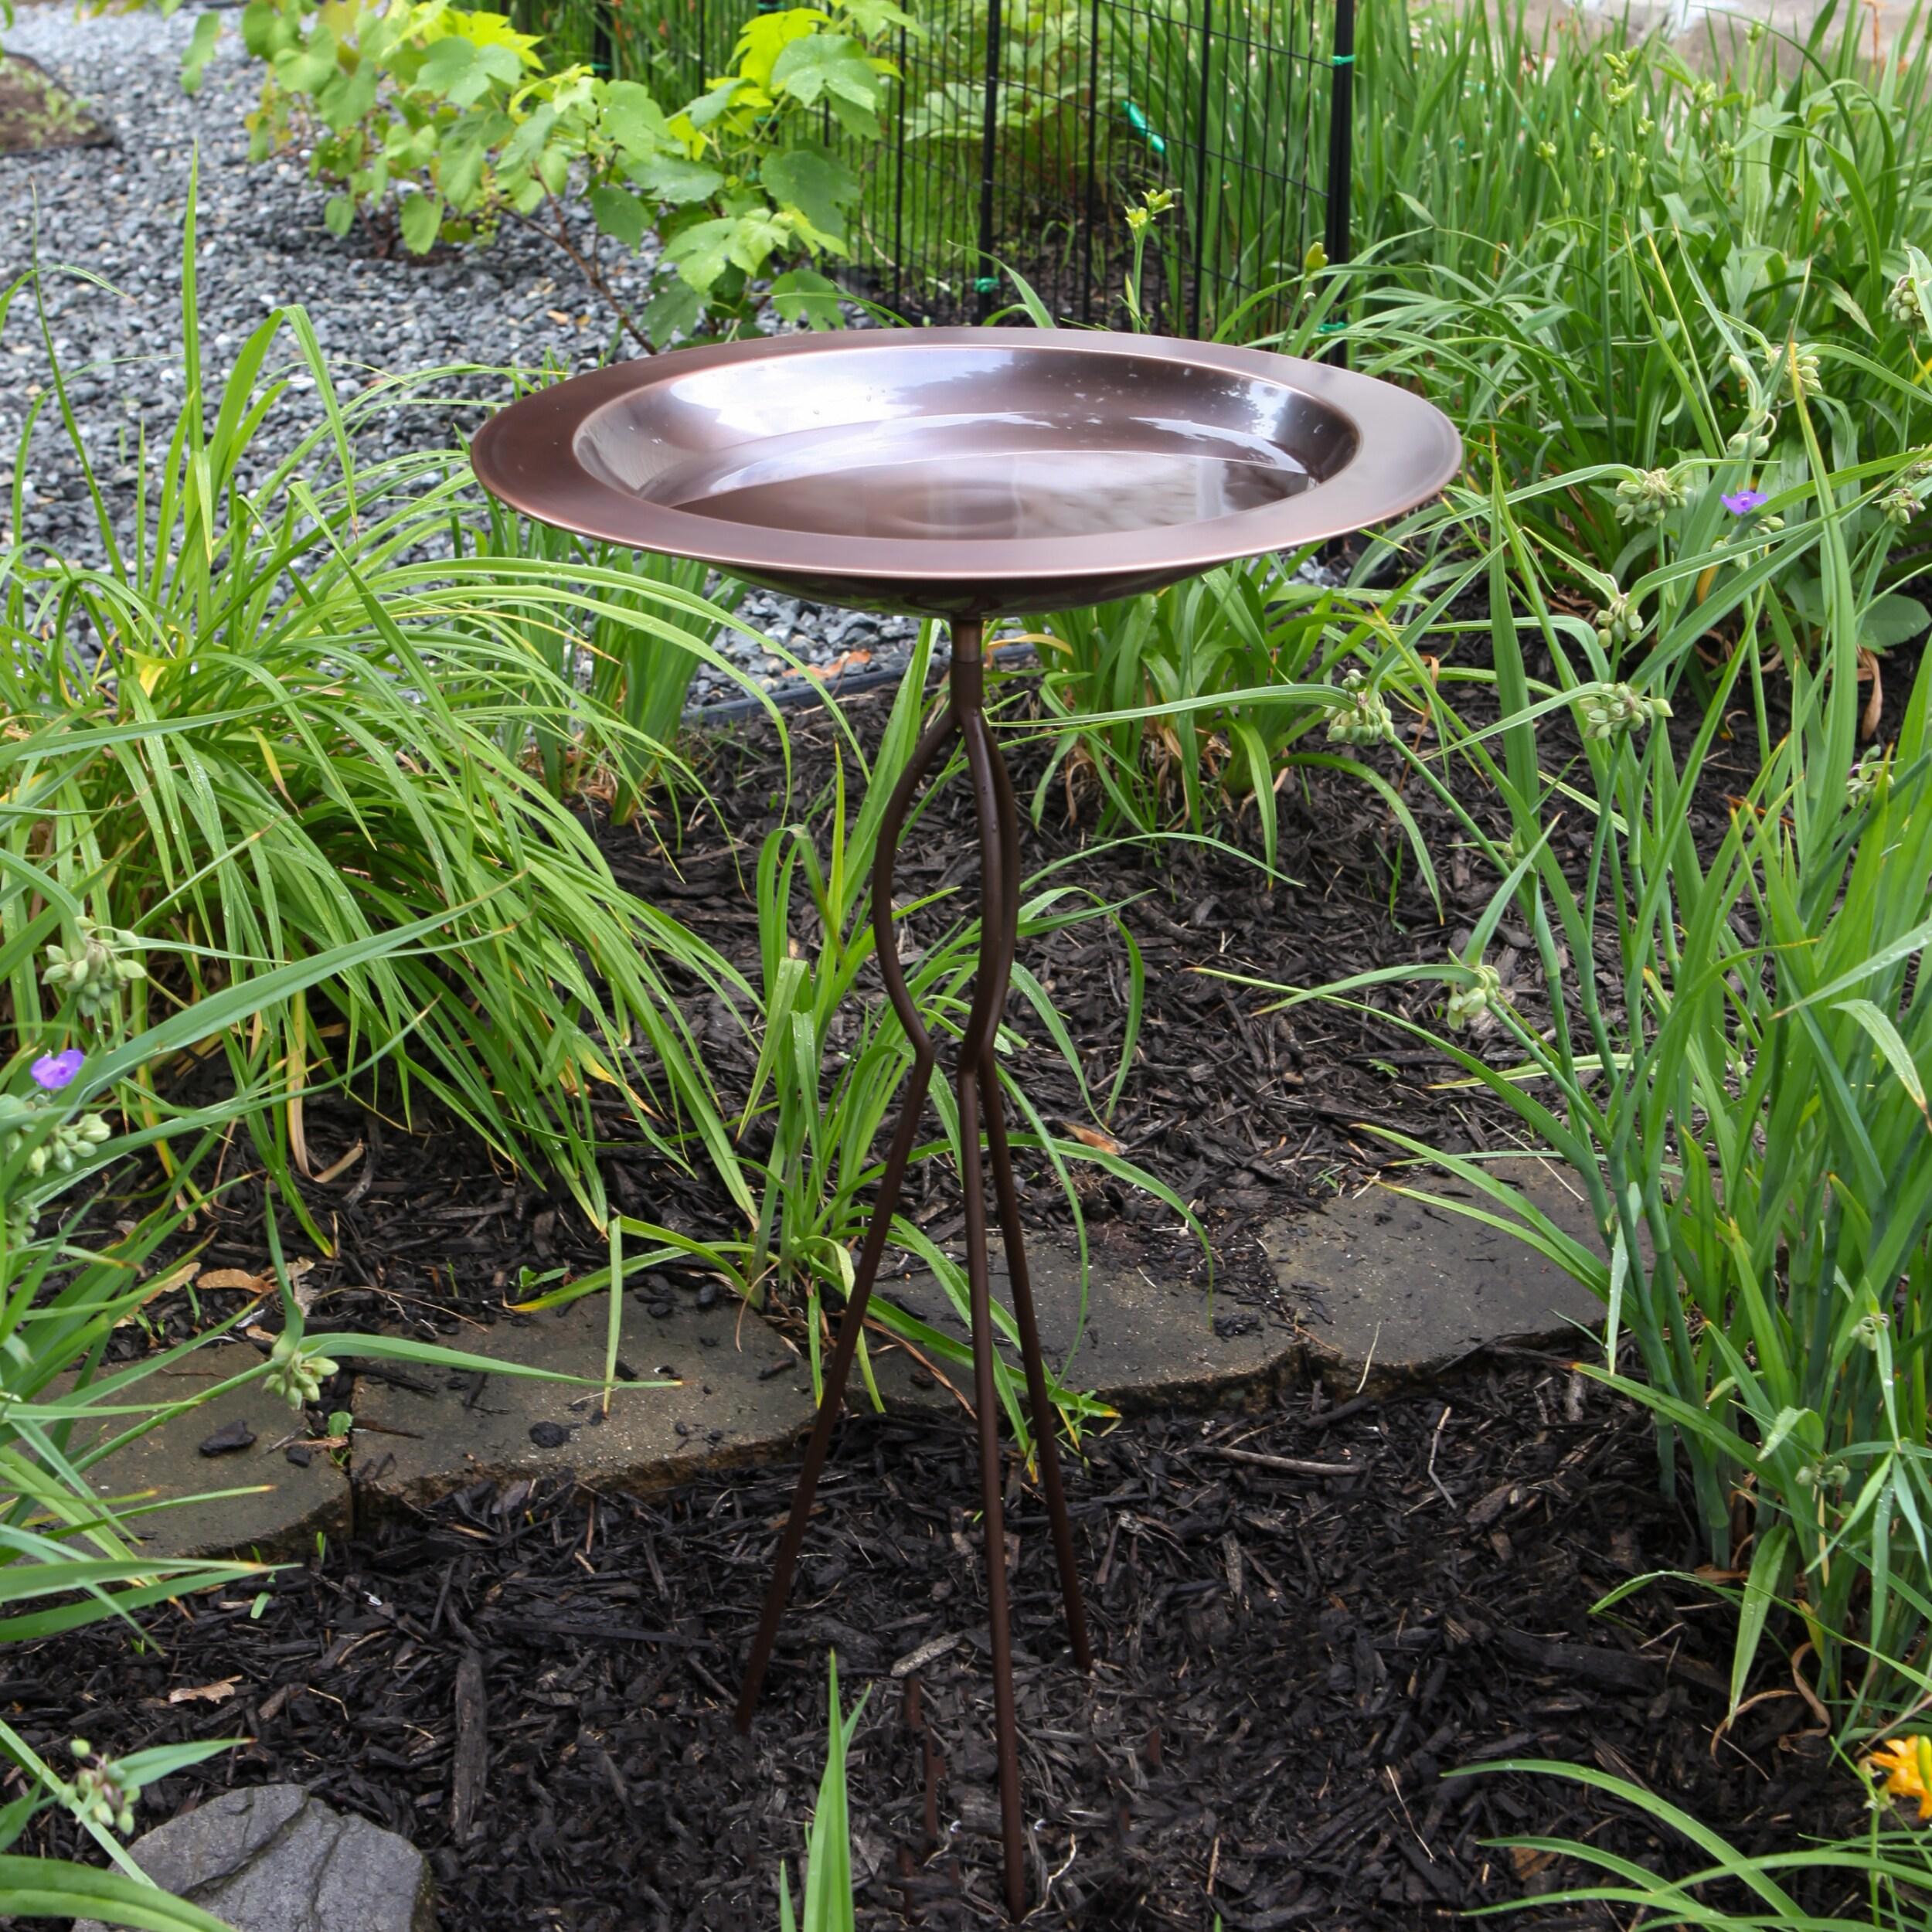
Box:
[470, 327, 1462, 618]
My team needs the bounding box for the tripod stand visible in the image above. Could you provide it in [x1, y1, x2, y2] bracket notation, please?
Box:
[733, 618, 1094, 1921]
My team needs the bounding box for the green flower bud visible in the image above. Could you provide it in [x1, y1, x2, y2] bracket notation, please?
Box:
[1887, 270, 1923, 330]
[1884, 486, 1920, 527]
[1446, 961, 1504, 1030]
[1613, 467, 1687, 527]
[266, 1332, 342, 1410]
[1325, 668, 1394, 746]
[1579, 681, 1672, 741]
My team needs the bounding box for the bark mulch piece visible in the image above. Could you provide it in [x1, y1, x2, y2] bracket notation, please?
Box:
[0, 50, 111, 154]
[19, 1361, 1856, 1930]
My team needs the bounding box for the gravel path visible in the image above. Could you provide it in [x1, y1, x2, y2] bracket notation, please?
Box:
[0, 4, 919, 705]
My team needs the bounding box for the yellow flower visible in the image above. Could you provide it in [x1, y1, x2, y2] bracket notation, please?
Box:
[1868, 1736, 1932, 1821]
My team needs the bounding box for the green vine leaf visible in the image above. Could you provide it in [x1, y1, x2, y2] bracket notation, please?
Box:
[588, 184, 651, 248]
[761, 147, 858, 245]
[400, 189, 443, 253]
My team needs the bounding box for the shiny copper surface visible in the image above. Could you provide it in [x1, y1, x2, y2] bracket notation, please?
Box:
[470, 328, 1461, 617]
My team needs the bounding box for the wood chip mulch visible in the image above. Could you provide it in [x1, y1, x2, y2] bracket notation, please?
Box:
[21, 1359, 1855, 1930]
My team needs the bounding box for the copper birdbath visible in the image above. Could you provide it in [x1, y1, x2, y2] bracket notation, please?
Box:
[473, 328, 1459, 1919]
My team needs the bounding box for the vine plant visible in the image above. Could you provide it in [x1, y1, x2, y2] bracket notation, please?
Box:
[225, 0, 913, 345]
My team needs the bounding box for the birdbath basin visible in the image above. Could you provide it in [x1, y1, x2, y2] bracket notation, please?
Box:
[471, 325, 1460, 1923]
[470, 328, 1461, 617]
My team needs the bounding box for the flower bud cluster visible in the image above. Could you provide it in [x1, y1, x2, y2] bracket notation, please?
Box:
[69, 1742, 140, 1837]
[1579, 682, 1672, 741]
[1326, 669, 1394, 745]
[266, 1332, 342, 1409]
[43, 919, 146, 1020]
[1614, 467, 1687, 527]
[1594, 590, 1643, 648]
[1446, 961, 1504, 1030]
[0, 1094, 111, 1179]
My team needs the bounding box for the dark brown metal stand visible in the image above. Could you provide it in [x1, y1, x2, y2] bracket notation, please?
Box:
[734, 619, 1094, 1921]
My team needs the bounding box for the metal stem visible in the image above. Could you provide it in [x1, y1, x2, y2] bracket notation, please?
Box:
[736, 619, 1094, 1924]
[733, 695, 956, 1734]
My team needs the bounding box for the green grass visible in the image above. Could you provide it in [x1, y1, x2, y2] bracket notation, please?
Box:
[2, 197, 778, 1236]
[1348, 0, 1932, 578]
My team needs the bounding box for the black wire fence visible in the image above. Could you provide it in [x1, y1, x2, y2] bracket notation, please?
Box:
[515, 0, 1352, 338]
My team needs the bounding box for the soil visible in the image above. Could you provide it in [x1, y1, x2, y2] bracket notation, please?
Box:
[0, 49, 109, 155]
[19, 1357, 1860, 1930]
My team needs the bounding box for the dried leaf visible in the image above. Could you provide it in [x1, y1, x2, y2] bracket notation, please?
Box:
[168, 1678, 241, 1706]
[1064, 1124, 1123, 1155]
[314, 1139, 366, 1186]
[199, 1268, 271, 1294]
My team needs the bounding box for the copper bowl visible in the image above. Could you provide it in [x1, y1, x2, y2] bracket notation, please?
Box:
[471, 328, 1461, 619]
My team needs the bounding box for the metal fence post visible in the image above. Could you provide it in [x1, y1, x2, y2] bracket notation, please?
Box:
[1321, 0, 1355, 366]
[1081, 0, 1100, 325]
[975, 0, 1004, 321]
[1187, 0, 1213, 338]
[893, 23, 909, 316]
[591, 0, 614, 77]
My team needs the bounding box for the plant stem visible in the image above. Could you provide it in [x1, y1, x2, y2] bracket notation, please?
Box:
[505, 199, 657, 357]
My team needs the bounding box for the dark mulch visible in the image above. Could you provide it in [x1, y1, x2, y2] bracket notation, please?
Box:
[0, 51, 110, 155]
[20, 1359, 1857, 1930]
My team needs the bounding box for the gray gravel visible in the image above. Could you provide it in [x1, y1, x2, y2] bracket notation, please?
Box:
[0, 5, 920, 706]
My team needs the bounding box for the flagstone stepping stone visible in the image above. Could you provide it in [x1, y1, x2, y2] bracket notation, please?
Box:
[854, 1238, 1302, 1420]
[73, 1784, 436, 1932]
[350, 1287, 819, 1519]
[1264, 1156, 1607, 1393]
[74, 1342, 349, 1562]
[89, 1160, 1611, 1549]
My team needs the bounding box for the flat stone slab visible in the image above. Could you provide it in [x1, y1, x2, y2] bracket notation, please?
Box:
[0, 51, 114, 156]
[859, 1238, 1300, 1419]
[75, 1343, 349, 1562]
[1264, 1157, 1606, 1393]
[352, 1288, 818, 1517]
[74, 1784, 435, 1932]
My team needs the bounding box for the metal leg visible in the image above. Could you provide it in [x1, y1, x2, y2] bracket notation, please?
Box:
[737, 620, 1093, 1923]
[981, 703, 1094, 1677]
[734, 696, 957, 1735]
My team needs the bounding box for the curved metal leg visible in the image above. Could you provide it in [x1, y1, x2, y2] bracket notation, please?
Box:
[734, 693, 957, 1736]
[737, 621, 1092, 1923]
[980, 705, 1094, 1678]
[955, 693, 1029, 1920]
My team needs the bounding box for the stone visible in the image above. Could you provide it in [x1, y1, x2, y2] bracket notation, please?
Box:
[352, 1289, 819, 1517]
[73, 1344, 349, 1562]
[857, 1236, 1300, 1419]
[73, 1785, 436, 1932]
[1263, 1156, 1607, 1393]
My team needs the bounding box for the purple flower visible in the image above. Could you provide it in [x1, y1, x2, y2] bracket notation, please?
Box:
[29, 1049, 84, 1093]
[1723, 488, 1770, 515]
